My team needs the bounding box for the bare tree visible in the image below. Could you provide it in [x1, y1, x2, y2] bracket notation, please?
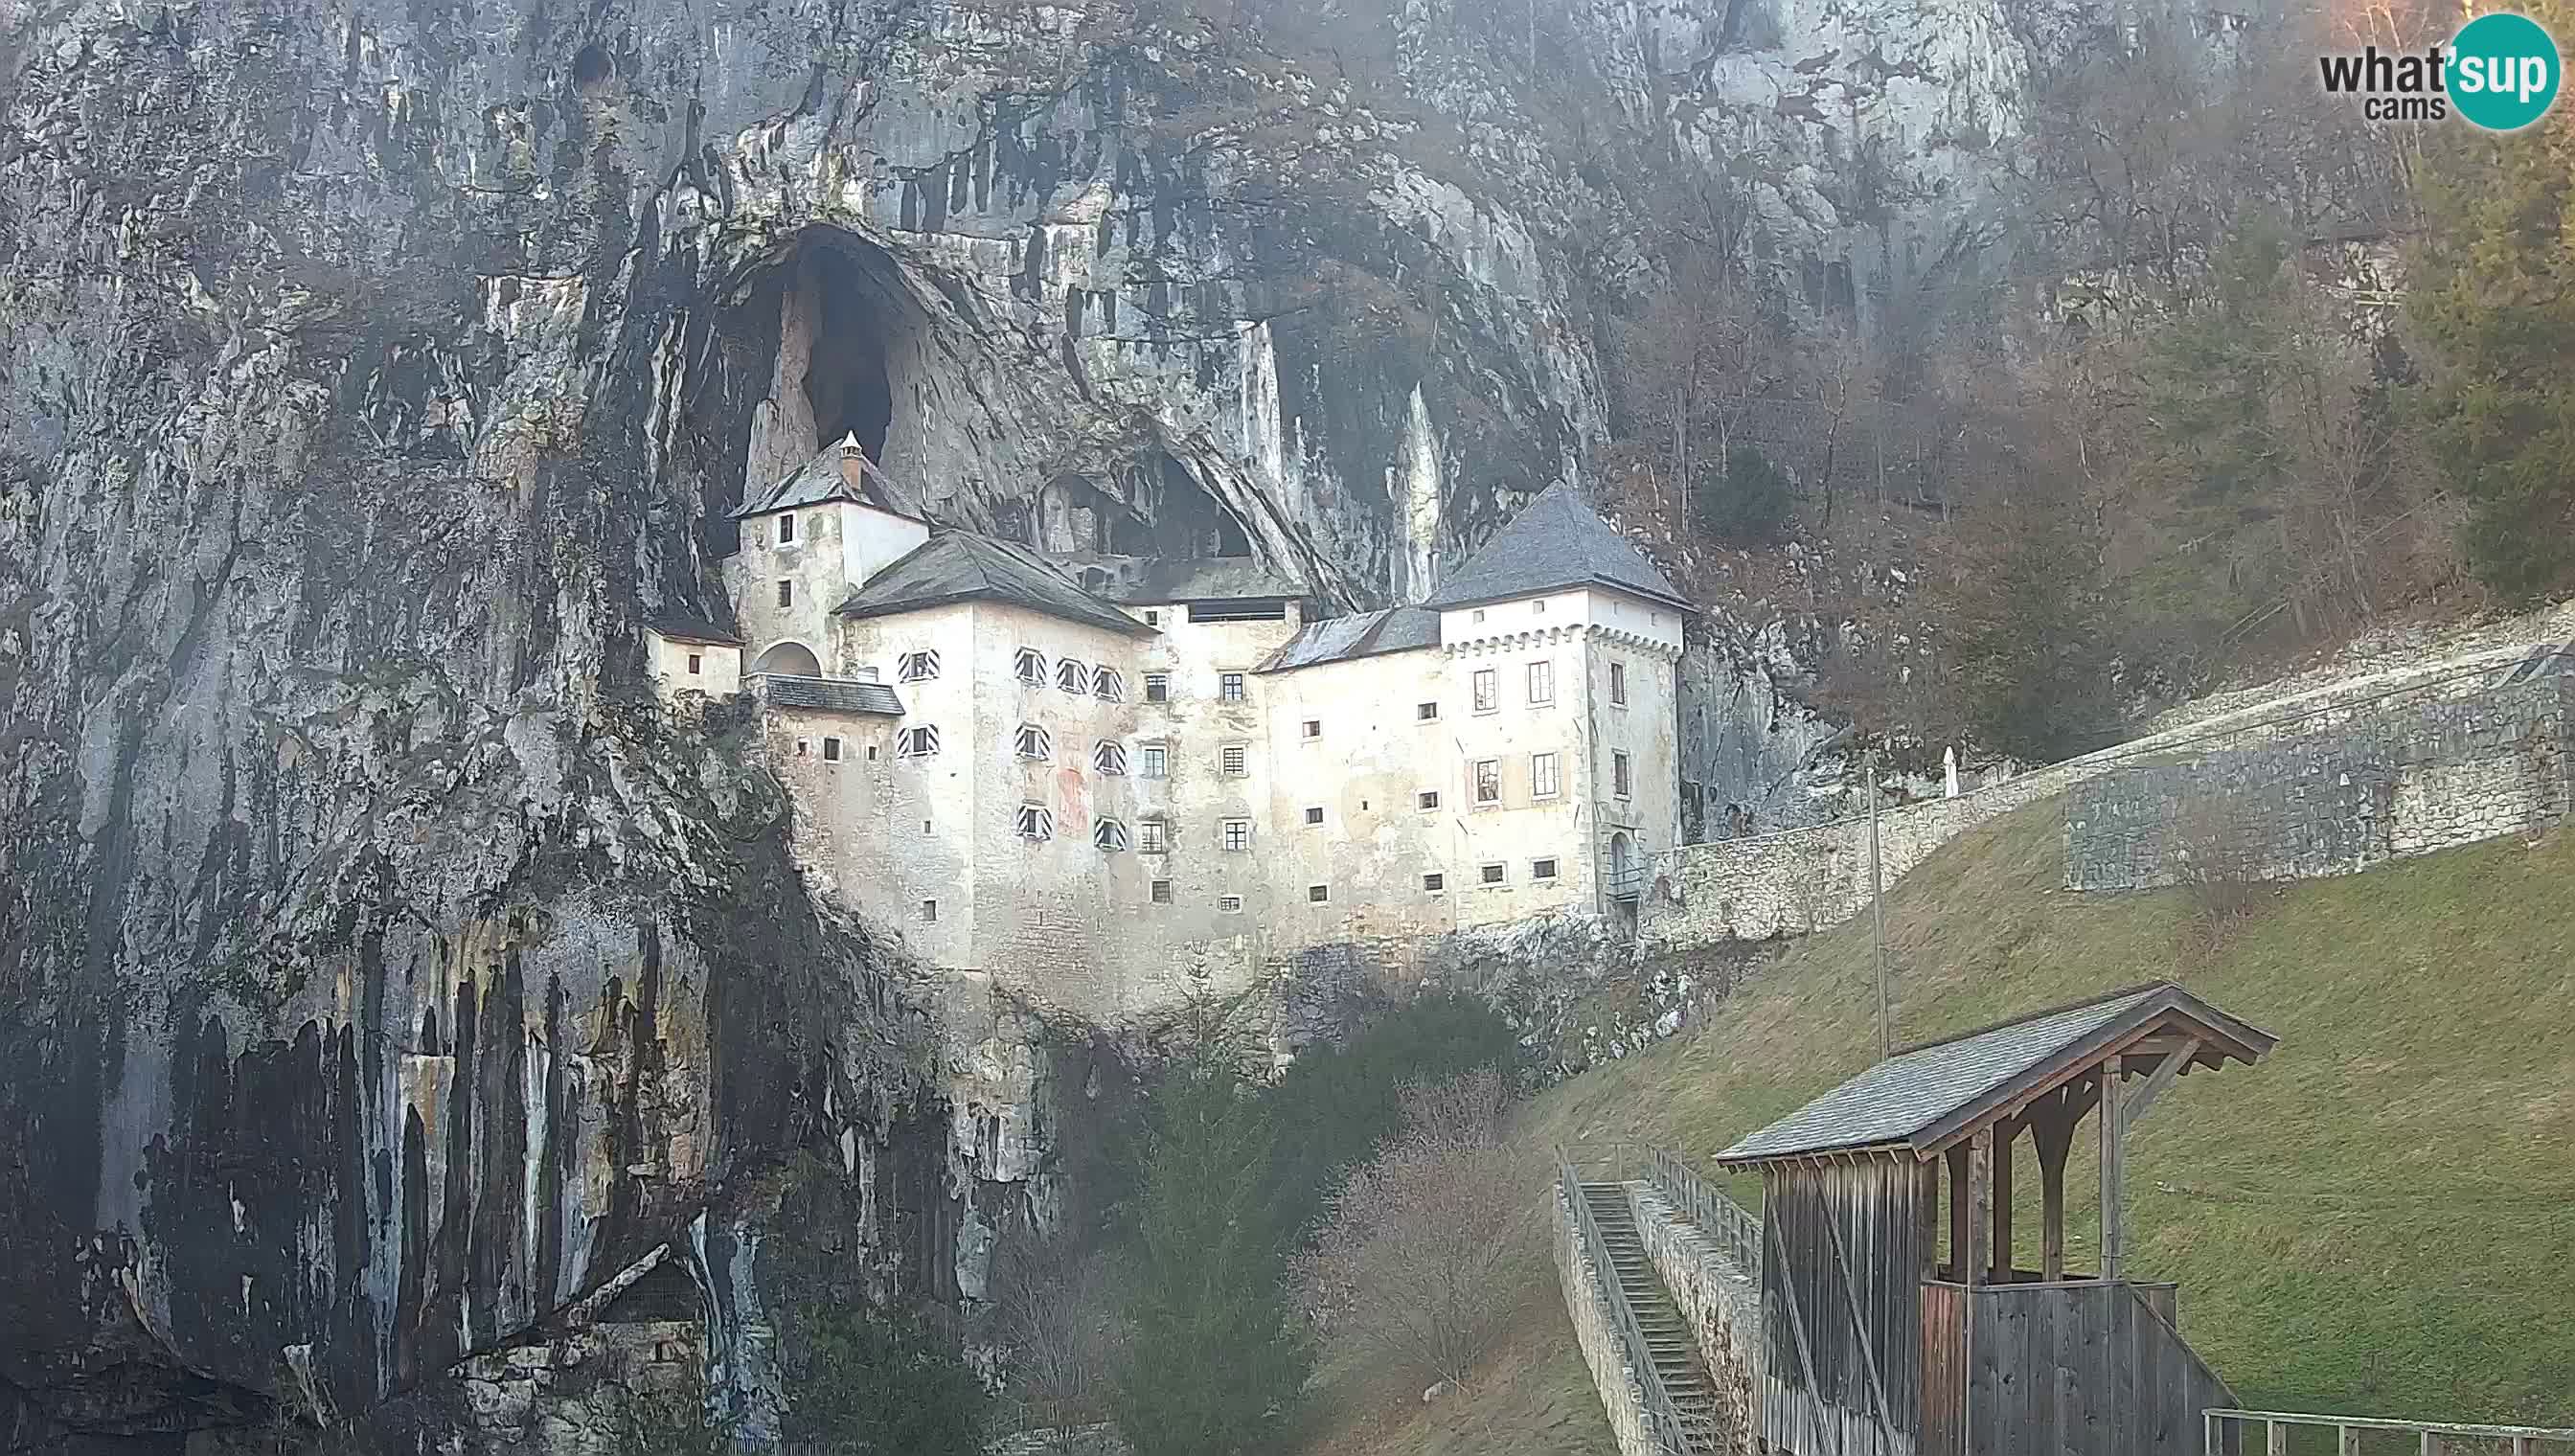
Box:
[992, 1241, 1127, 1452]
[1294, 1071, 1538, 1391]
[2164, 795, 2271, 959]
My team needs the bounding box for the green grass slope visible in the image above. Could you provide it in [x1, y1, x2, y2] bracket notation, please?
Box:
[1298, 800, 2575, 1456]
[1308, 798, 2575, 1443]
[1531, 800, 2575, 1426]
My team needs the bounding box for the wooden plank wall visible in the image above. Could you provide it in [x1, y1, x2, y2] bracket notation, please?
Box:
[1759, 1160, 1925, 1456]
[1940, 1281, 2238, 1456]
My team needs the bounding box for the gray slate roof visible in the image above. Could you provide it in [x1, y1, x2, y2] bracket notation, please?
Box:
[1262, 606, 1441, 672]
[1109, 557, 1304, 604]
[835, 533, 1152, 638]
[649, 609, 741, 647]
[763, 674, 904, 716]
[1424, 483, 1691, 612]
[733, 434, 924, 521]
[1716, 982, 2273, 1164]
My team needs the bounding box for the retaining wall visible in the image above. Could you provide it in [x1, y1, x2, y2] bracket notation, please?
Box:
[2065, 672, 2570, 890]
[1629, 1187, 1761, 1454]
[1644, 642, 2571, 949]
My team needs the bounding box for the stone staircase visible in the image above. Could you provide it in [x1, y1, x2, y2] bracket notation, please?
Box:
[1580, 1181, 1728, 1450]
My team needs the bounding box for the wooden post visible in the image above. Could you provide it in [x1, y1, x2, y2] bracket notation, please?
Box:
[2035, 1089, 2073, 1280]
[1947, 1142, 1971, 1281]
[1918, 1157, 1941, 1276]
[1991, 1121, 2016, 1284]
[2267, 1422, 2287, 1456]
[1965, 1127, 1994, 1291]
[2100, 1055, 2127, 1284]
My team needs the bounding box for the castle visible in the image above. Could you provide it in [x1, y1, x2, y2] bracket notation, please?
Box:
[650, 437, 1687, 1024]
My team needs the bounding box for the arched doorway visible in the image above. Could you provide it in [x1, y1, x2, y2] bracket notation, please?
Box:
[755, 640, 823, 677]
[1608, 831, 1637, 899]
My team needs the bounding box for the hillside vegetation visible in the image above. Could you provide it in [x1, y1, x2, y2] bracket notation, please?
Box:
[1302, 799, 2575, 1455]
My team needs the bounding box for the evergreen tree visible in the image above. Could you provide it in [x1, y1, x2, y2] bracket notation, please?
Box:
[2407, 14, 2575, 602]
[1112, 1053, 1311, 1456]
[1691, 444, 1795, 545]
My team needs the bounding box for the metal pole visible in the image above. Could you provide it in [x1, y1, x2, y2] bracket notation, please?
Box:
[1869, 747, 1889, 1059]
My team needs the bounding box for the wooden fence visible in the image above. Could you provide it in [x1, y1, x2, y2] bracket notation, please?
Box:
[1922, 1278, 2239, 1456]
[2205, 1410, 2575, 1456]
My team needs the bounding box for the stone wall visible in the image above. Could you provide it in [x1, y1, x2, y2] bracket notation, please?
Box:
[2065, 673, 2570, 891]
[1643, 642, 2572, 949]
[1628, 1188, 1761, 1455]
[1552, 1187, 1661, 1456]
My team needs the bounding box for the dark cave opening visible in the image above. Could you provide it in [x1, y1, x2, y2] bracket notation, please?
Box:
[799, 239, 899, 464]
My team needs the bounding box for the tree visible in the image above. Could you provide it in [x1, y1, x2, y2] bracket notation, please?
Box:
[992, 1240, 1126, 1451]
[1262, 990, 1521, 1238]
[1944, 502, 2118, 763]
[1692, 444, 1794, 545]
[1112, 1051, 1311, 1456]
[1293, 1073, 1538, 1390]
[783, 1300, 988, 1456]
[2406, 10, 2575, 603]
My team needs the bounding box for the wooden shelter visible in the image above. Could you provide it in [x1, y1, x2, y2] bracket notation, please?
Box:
[1714, 982, 2277, 1456]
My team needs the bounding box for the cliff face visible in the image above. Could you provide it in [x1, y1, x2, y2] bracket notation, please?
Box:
[0, 0, 2108, 1445]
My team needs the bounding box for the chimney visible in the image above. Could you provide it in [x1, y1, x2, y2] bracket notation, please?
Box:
[837, 432, 868, 490]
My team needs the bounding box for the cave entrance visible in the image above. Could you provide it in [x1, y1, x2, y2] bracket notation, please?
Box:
[804, 240, 896, 463]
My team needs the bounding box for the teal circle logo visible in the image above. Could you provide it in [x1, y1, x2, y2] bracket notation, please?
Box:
[2448, 11, 2561, 131]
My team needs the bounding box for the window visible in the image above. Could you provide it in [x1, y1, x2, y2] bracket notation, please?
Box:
[1474, 759, 1501, 806]
[1613, 750, 1633, 799]
[1417, 701, 1439, 721]
[1144, 671, 1170, 703]
[1533, 751, 1560, 800]
[1532, 597, 1546, 615]
[1140, 742, 1169, 779]
[1418, 790, 1441, 810]
[1219, 743, 1248, 777]
[1532, 857, 1560, 881]
[822, 737, 843, 762]
[1016, 805, 1053, 841]
[1480, 862, 1507, 885]
[897, 726, 940, 759]
[898, 650, 941, 682]
[1139, 820, 1169, 853]
[866, 744, 877, 761]
[1057, 659, 1091, 694]
[1094, 818, 1130, 852]
[1610, 660, 1628, 706]
[1219, 895, 1244, 914]
[1095, 669, 1126, 703]
[776, 580, 793, 608]
[1014, 648, 1048, 686]
[1423, 873, 1447, 894]
[920, 899, 937, 922]
[1190, 600, 1289, 623]
[1221, 818, 1252, 853]
[1145, 609, 1161, 626]
[687, 652, 702, 675]
[1472, 608, 1487, 623]
[1308, 884, 1330, 904]
[1302, 718, 1322, 740]
[1219, 671, 1246, 702]
[1093, 741, 1129, 776]
[1472, 669, 1497, 713]
[795, 739, 809, 755]
[1303, 806, 1325, 827]
[1015, 723, 1053, 761]
[1151, 878, 1174, 904]
[1526, 660, 1555, 706]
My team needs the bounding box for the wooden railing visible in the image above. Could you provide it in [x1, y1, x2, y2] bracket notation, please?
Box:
[1643, 1144, 1764, 1276]
[1554, 1148, 1724, 1455]
[2206, 1410, 2575, 1456]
